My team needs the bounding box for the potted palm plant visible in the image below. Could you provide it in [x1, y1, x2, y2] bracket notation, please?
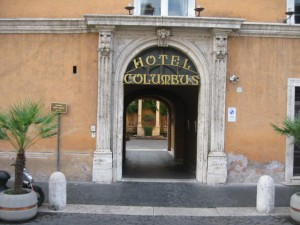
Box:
[272, 115, 300, 222]
[0, 100, 57, 222]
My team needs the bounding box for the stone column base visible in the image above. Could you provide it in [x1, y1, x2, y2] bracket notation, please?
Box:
[92, 151, 113, 183]
[207, 152, 227, 184]
[152, 126, 160, 136]
[137, 126, 144, 136]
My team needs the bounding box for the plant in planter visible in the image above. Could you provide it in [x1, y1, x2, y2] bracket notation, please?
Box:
[272, 115, 300, 222]
[0, 100, 57, 222]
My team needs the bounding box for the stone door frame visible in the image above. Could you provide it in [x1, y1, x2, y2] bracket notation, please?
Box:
[285, 78, 300, 184]
[112, 36, 211, 183]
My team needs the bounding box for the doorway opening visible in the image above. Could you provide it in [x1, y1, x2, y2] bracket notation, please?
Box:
[123, 95, 197, 180]
[123, 97, 195, 179]
[123, 87, 198, 180]
[121, 46, 200, 180]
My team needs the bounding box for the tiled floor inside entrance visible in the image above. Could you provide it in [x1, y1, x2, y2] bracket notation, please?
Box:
[123, 139, 195, 179]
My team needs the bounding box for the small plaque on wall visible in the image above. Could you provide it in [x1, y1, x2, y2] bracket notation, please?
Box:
[228, 107, 236, 122]
[51, 103, 68, 114]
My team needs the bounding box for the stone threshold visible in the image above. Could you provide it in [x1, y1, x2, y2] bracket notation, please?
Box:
[38, 204, 289, 217]
[121, 178, 197, 183]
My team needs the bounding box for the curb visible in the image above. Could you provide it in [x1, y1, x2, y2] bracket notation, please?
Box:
[38, 204, 290, 217]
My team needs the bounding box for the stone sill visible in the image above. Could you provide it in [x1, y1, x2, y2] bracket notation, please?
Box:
[84, 15, 245, 30]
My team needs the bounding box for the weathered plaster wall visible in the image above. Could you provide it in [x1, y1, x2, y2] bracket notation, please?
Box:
[227, 153, 284, 183]
[226, 36, 300, 165]
[199, 0, 285, 23]
[0, 0, 285, 23]
[0, 33, 98, 181]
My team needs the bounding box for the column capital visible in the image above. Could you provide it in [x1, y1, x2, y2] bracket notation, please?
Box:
[211, 29, 231, 61]
[97, 26, 115, 57]
[211, 28, 232, 36]
[157, 28, 171, 47]
[94, 25, 115, 33]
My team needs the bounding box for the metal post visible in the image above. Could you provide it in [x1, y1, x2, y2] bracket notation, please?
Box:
[56, 113, 61, 171]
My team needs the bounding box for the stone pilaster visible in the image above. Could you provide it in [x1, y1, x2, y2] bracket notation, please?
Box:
[207, 29, 231, 184]
[93, 26, 115, 183]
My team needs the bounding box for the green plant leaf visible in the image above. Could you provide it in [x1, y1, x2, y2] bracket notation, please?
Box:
[0, 99, 58, 193]
[271, 115, 300, 147]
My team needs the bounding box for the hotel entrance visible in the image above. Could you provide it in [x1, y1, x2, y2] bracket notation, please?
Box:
[93, 27, 229, 184]
[122, 47, 199, 180]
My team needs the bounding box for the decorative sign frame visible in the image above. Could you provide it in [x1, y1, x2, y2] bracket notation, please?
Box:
[51, 103, 68, 114]
[124, 47, 200, 86]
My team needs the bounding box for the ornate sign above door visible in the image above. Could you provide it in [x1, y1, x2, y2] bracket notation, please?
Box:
[124, 47, 200, 86]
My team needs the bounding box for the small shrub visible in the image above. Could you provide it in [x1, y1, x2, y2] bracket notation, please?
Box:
[143, 114, 155, 121]
[144, 126, 153, 136]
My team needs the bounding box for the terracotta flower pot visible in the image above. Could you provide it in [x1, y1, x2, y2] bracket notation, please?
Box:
[0, 189, 37, 222]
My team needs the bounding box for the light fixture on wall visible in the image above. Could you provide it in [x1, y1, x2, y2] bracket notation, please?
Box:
[283, 9, 294, 23]
[125, 3, 135, 15]
[228, 75, 239, 84]
[144, 4, 155, 15]
[194, 4, 204, 17]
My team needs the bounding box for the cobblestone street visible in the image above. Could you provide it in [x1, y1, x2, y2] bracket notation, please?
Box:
[0, 213, 297, 225]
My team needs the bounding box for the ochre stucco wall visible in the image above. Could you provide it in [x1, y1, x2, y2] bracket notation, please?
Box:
[0, 0, 286, 23]
[198, 0, 285, 23]
[226, 36, 300, 163]
[0, 33, 98, 180]
[0, 0, 129, 18]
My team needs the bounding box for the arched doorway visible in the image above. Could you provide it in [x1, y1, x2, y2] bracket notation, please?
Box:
[122, 46, 199, 180]
[112, 37, 212, 183]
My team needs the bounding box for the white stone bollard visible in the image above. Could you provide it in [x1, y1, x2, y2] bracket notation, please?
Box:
[49, 172, 66, 211]
[256, 175, 275, 214]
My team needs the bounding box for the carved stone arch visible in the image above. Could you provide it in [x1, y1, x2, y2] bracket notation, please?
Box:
[112, 36, 211, 183]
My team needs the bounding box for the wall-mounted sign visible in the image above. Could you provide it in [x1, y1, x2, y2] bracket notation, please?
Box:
[124, 74, 199, 86]
[51, 103, 68, 114]
[228, 107, 236, 122]
[123, 47, 200, 86]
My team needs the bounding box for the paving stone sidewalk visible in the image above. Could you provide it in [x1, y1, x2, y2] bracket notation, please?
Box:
[1, 181, 300, 225]
[34, 181, 299, 208]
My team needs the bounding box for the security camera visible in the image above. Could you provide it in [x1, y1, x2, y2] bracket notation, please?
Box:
[229, 75, 239, 83]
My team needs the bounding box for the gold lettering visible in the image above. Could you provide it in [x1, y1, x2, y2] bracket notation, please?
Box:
[146, 55, 156, 66]
[171, 55, 180, 66]
[124, 73, 199, 86]
[165, 75, 171, 85]
[161, 75, 166, 85]
[171, 75, 179, 85]
[133, 57, 144, 69]
[179, 75, 189, 85]
[158, 55, 168, 65]
[182, 58, 191, 71]
[124, 74, 132, 84]
[133, 74, 143, 84]
[191, 75, 200, 86]
[143, 74, 151, 85]
[151, 74, 160, 85]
